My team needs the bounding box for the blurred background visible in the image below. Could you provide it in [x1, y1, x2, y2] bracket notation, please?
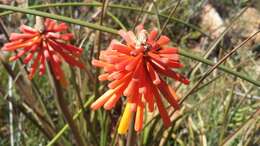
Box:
[0, 0, 259, 146]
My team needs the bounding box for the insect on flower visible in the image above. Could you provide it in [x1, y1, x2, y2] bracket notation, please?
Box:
[1, 18, 84, 86]
[91, 25, 189, 134]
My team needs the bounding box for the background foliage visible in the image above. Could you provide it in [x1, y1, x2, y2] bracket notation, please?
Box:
[0, 0, 259, 146]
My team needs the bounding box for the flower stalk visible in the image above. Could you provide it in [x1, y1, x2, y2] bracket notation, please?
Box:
[126, 114, 135, 146]
[48, 62, 85, 146]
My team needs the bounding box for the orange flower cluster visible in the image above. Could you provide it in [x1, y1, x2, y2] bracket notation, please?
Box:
[91, 25, 189, 134]
[2, 19, 84, 86]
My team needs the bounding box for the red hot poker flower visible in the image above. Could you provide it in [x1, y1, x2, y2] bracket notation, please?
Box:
[91, 25, 189, 134]
[2, 19, 84, 86]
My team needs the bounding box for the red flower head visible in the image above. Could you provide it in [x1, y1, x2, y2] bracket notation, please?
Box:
[2, 18, 84, 86]
[91, 25, 189, 134]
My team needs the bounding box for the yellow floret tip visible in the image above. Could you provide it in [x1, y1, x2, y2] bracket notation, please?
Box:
[118, 103, 132, 134]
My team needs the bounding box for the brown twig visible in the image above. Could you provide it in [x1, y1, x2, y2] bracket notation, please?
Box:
[158, 0, 182, 36]
[162, 31, 260, 141]
[94, 0, 109, 97]
[132, 0, 147, 29]
[188, 6, 249, 80]
[179, 30, 260, 104]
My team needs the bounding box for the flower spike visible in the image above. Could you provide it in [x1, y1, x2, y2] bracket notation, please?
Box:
[91, 25, 189, 134]
[2, 18, 84, 87]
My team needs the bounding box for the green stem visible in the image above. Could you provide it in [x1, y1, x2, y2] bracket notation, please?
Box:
[0, 4, 117, 34]
[0, 4, 258, 87]
[179, 50, 260, 87]
[107, 11, 126, 30]
[0, 2, 207, 36]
